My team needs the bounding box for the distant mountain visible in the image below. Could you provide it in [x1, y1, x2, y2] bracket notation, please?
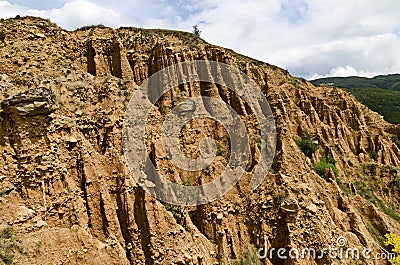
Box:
[311, 74, 400, 124]
[311, 74, 400, 91]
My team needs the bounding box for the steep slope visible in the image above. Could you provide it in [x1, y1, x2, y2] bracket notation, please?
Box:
[0, 16, 399, 265]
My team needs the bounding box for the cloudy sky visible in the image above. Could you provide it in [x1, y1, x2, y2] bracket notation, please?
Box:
[1, 0, 399, 79]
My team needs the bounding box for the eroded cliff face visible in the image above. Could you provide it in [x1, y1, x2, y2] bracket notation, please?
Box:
[0, 16, 399, 265]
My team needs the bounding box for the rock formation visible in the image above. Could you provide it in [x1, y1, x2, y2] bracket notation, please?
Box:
[0, 16, 399, 264]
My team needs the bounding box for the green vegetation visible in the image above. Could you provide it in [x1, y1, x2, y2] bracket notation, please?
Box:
[392, 135, 400, 149]
[311, 74, 400, 91]
[343, 87, 400, 124]
[367, 223, 387, 248]
[353, 181, 400, 221]
[385, 233, 400, 264]
[368, 151, 378, 161]
[0, 227, 21, 265]
[362, 163, 377, 176]
[294, 132, 315, 158]
[164, 204, 184, 224]
[391, 175, 400, 192]
[314, 155, 338, 178]
[0, 228, 13, 240]
[335, 176, 342, 185]
[51, 92, 57, 103]
[164, 176, 193, 224]
[215, 142, 229, 157]
[76, 24, 106, 31]
[311, 74, 400, 124]
[0, 252, 12, 265]
[231, 245, 262, 265]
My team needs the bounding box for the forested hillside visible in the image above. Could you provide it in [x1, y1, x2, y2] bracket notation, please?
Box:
[312, 74, 400, 124]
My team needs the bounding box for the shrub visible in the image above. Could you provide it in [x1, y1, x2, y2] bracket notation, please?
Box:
[0, 227, 13, 239]
[231, 245, 262, 265]
[314, 156, 338, 178]
[295, 132, 315, 158]
[392, 176, 400, 192]
[362, 163, 377, 175]
[392, 135, 400, 149]
[354, 181, 400, 221]
[369, 151, 378, 161]
[335, 177, 342, 185]
[0, 252, 13, 265]
[164, 204, 183, 224]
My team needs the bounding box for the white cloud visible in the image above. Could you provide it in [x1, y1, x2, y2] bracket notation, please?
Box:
[308, 65, 382, 80]
[0, 0, 121, 28]
[1, 0, 400, 79]
[0, 1, 28, 17]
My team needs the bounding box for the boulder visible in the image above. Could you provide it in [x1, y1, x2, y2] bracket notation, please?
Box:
[1, 87, 57, 116]
[281, 198, 300, 213]
[172, 99, 196, 115]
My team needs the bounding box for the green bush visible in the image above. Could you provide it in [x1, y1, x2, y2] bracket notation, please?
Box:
[369, 151, 378, 161]
[335, 177, 342, 185]
[232, 245, 262, 265]
[363, 163, 377, 175]
[392, 176, 400, 191]
[392, 135, 400, 149]
[314, 155, 338, 178]
[0, 251, 13, 265]
[165, 204, 183, 224]
[0, 227, 13, 239]
[295, 132, 315, 158]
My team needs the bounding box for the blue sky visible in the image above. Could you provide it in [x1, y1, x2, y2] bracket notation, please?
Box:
[1, 0, 399, 79]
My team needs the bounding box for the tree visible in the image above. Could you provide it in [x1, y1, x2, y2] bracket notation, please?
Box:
[192, 25, 201, 37]
[385, 233, 400, 264]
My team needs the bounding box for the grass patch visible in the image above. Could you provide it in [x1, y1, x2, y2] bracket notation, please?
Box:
[354, 181, 400, 222]
[335, 176, 342, 185]
[367, 223, 387, 248]
[314, 155, 338, 178]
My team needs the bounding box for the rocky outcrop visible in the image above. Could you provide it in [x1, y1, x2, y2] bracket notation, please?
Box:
[1, 87, 56, 115]
[0, 16, 399, 265]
